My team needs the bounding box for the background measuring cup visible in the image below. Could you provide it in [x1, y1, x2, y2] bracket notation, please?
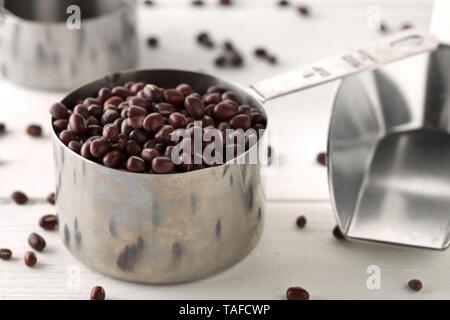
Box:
[0, 0, 137, 90]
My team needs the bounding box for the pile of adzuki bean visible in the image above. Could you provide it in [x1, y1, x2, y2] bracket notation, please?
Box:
[50, 82, 266, 174]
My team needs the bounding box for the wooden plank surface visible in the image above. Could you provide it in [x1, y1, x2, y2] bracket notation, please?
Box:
[2, 201, 449, 300]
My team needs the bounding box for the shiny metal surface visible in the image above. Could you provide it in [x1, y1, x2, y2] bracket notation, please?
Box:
[52, 34, 442, 283]
[329, 45, 450, 250]
[0, 0, 137, 90]
[53, 70, 266, 284]
[430, 0, 450, 46]
[251, 30, 437, 101]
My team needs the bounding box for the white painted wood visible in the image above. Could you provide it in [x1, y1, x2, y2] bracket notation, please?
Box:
[1, 201, 448, 300]
[1, 0, 443, 299]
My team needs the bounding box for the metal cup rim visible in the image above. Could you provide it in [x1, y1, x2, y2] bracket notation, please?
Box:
[52, 68, 269, 178]
[2, 0, 136, 25]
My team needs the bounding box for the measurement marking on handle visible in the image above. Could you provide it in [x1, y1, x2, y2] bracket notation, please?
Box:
[301, 67, 331, 80]
[312, 67, 330, 77]
[342, 50, 378, 69]
[342, 55, 362, 68]
[303, 72, 315, 78]
[358, 50, 378, 63]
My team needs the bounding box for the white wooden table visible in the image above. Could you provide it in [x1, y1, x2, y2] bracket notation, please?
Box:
[2, 0, 446, 300]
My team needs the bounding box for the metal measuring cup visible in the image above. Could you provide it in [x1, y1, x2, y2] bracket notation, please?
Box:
[0, 0, 137, 90]
[53, 30, 437, 283]
[329, 3, 450, 250]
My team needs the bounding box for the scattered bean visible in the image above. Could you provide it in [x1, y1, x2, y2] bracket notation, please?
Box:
[27, 124, 42, 137]
[333, 225, 345, 240]
[39, 215, 58, 230]
[224, 41, 234, 52]
[254, 47, 278, 65]
[24, 251, 37, 267]
[215, 55, 227, 67]
[316, 152, 326, 166]
[147, 36, 159, 48]
[408, 279, 422, 292]
[278, 0, 289, 7]
[219, 0, 232, 6]
[197, 32, 214, 48]
[254, 48, 267, 58]
[11, 191, 28, 205]
[286, 286, 310, 300]
[28, 233, 46, 252]
[90, 286, 106, 300]
[0, 249, 12, 260]
[231, 53, 244, 66]
[46, 192, 56, 205]
[296, 216, 307, 228]
[401, 23, 412, 30]
[297, 5, 310, 16]
[267, 55, 278, 64]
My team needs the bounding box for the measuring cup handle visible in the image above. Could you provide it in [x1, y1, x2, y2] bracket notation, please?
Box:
[250, 29, 438, 102]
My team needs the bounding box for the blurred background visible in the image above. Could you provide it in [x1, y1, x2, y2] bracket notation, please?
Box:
[0, 0, 433, 201]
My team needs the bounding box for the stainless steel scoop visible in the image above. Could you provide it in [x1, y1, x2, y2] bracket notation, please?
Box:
[329, 44, 450, 250]
[54, 30, 438, 284]
[327, 1, 450, 250]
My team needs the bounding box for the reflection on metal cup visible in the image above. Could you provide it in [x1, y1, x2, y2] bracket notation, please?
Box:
[1, 0, 138, 90]
[53, 69, 267, 283]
